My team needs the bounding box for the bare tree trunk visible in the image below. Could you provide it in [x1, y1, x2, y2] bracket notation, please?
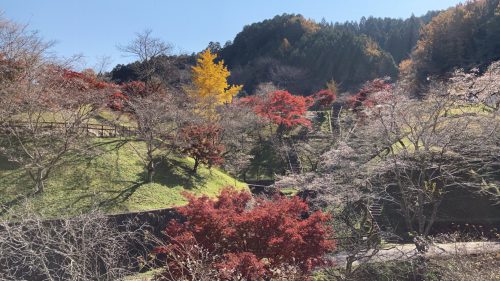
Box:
[424, 197, 443, 236]
[193, 158, 200, 173]
[145, 136, 157, 183]
[417, 190, 425, 235]
[34, 178, 44, 194]
[30, 168, 47, 195]
[345, 256, 354, 277]
[147, 159, 155, 183]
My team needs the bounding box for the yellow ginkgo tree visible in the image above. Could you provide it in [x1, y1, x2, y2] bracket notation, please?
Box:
[191, 49, 242, 105]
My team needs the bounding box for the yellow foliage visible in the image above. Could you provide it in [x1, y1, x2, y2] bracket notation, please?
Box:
[326, 79, 338, 94]
[191, 49, 242, 105]
[288, 16, 320, 33]
[364, 39, 382, 57]
[280, 38, 291, 53]
[399, 59, 414, 75]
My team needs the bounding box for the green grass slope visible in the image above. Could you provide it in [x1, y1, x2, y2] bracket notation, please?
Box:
[0, 139, 247, 218]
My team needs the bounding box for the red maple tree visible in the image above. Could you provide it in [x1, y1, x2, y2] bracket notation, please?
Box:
[120, 81, 147, 97]
[241, 90, 314, 129]
[312, 89, 336, 109]
[153, 188, 335, 280]
[347, 78, 392, 110]
[107, 80, 167, 111]
[107, 91, 129, 111]
[107, 81, 148, 111]
[179, 124, 225, 173]
[59, 69, 132, 111]
[62, 69, 113, 90]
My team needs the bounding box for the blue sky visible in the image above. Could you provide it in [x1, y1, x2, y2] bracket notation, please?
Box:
[1, 0, 462, 69]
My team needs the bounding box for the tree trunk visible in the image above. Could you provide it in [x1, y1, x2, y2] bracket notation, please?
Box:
[276, 123, 285, 139]
[146, 144, 155, 183]
[147, 160, 155, 183]
[345, 256, 355, 277]
[34, 168, 46, 194]
[34, 180, 44, 195]
[192, 158, 199, 173]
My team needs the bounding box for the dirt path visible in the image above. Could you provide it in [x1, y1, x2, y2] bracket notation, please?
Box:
[331, 241, 500, 267]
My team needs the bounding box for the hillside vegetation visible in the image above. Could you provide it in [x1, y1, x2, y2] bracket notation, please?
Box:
[408, 0, 500, 85]
[110, 12, 439, 95]
[0, 140, 247, 218]
[1, 2, 500, 280]
[110, 1, 500, 96]
[220, 13, 437, 94]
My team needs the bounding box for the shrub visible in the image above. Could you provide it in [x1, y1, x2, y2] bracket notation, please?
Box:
[312, 89, 336, 109]
[179, 124, 225, 173]
[153, 188, 335, 280]
[241, 90, 314, 129]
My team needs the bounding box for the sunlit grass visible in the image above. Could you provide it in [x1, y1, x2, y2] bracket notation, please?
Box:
[0, 139, 247, 218]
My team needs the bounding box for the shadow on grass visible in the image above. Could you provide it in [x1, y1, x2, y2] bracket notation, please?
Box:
[88, 157, 206, 211]
[98, 180, 145, 208]
[0, 169, 34, 208]
[0, 195, 31, 216]
[0, 148, 208, 216]
[0, 155, 20, 171]
[64, 139, 130, 166]
[61, 180, 146, 214]
[151, 158, 206, 190]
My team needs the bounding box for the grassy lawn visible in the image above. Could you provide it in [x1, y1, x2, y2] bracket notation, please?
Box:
[122, 270, 158, 281]
[0, 139, 247, 218]
[281, 187, 300, 196]
[94, 109, 138, 127]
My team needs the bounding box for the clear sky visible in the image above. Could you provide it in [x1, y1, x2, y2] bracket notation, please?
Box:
[1, 0, 463, 69]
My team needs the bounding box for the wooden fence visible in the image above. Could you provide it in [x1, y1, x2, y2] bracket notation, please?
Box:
[0, 121, 138, 138]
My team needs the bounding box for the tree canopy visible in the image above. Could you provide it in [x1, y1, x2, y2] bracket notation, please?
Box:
[191, 49, 242, 105]
[409, 0, 500, 85]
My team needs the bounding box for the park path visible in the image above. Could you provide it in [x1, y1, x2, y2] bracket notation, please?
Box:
[122, 242, 500, 280]
[331, 241, 500, 267]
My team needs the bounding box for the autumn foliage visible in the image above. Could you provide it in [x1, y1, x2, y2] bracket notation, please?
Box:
[241, 90, 314, 128]
[120, 80, 147, 96]
[179, 124, 225, 172]
[153, 188, 335, 280]
[59, 75, 143, 112]
[347, 78, 392, 110]
[312, 89, 336, 109]
[191, 49, 242, 105]
[61, 69, 112, 90]
[107, 81, 149, 111]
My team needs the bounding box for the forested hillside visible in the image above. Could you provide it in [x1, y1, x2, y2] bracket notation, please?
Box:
[405, 0, 500, 86]
[221, 12, 439, 94]
[110, 54, 196, 89]
[110, 12, 439, 95]
[109, 1, 500, 96]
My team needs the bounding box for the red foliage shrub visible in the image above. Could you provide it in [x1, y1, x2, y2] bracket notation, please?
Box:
[62, 69, 115, 90]
[107, 91, 129, 111]
[106, 81, 164, 111]
[59, 69, 127, 111]
[312, 89, 336, 109]
[347, 78, 392, 110]
[0, 54, 24, 81]
[153, 188, 335, 280]
[179, 124, 225, 172]
[241, 90, 314, 128]
[217, 252, 267, 280]
[107, 81, 146, 111]
[120, 81, 147, 97]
